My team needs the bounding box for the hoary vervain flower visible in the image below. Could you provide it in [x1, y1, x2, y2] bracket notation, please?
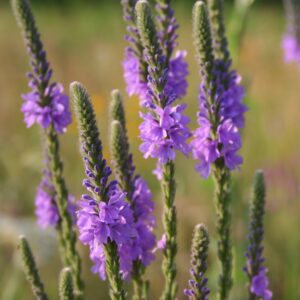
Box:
[71, 82, 137, 299]
[192, 2, 246, 299]
[134, 1, 191, 299]
[184, 224, 210, 300]
[121, 0, 188, 108]
[12, 0, 83, 297]
[12, 0, 71, 133]
[244, 171, 272, 300]
[110, 90, 156, 299]
[282, 0, 300, 66]
[191, 0, 246, 179]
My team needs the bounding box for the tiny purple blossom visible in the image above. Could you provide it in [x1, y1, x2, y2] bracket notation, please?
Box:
[282, 34, 300, 65]
[250, 269, 273, 300]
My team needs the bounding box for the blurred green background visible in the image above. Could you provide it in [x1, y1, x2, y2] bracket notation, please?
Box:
[1, 0, 299, 299]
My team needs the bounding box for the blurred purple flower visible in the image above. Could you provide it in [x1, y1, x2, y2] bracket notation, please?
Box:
[250, 269, 273, 300]
[35, 170, 76, 229]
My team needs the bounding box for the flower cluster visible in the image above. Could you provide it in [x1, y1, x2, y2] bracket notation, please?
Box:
[139, 104, 190, 164]
[77, 183, 136, 279]
[35, 169, 75, 229]
[282, 0, 300, 65]
[16, 0, 71, 134]
[191, 22, 246, 178]
[122, 0, 190, 167]
[22, 82, 71, 134]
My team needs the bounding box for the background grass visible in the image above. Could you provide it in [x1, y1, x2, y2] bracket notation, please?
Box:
[0, 1, 299, 299]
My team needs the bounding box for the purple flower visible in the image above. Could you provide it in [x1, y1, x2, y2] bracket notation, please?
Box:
[282, 0, 300, 66]
[139, 104, 191, 164]
[250, 269, 273, 300]
[35, 170, 76, 229]
[77, 187, 135, 246]
[153, 234, 167, 252]
[191, 60, 246, 178]
[282, 34, 300, 65]
[22, 83, 71, 133]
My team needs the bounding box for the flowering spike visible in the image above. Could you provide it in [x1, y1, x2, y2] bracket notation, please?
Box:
[184, 224, 210, 300]
[59, 268, 74, 300]
[192, 2, 247, 299]
[71, 82, 141, 299]
[207, 0, 229, 62]
[12, 1, 83, 296]
[110, 90, 156, 300]
[11, 0, 71, 133]
[245, 171, 272, 300]
[18, 236, 48, 300]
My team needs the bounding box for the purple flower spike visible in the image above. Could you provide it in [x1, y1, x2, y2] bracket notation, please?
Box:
[191, 60, 246, 178]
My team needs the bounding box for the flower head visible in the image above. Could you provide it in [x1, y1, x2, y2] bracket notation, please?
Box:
[22, 83, 71, 133]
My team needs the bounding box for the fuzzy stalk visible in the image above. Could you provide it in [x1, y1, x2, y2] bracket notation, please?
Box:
[161, 161, 177, 300]
[59, 268, 74, 300]
[212, 162, 232, 300]
[18, 236, 48, 300]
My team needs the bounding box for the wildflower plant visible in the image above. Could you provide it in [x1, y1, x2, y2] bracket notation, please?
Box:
[11, 0, 276, 300]
[11, 0, 83, 297]
[192, 1, 246, 299]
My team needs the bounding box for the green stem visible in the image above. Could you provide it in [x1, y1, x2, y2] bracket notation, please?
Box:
[104, 242, 126, 300]
[213, 161, 233, 300]
[45, 126, 84, 300]
[160, 161, 177, 300]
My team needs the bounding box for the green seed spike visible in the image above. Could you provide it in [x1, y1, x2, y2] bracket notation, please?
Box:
[192, 1, 215, 81]
[59, 268, 74, 300]
[18, 236, 48, 300]
[207, 0, 230, 62]
[110, 120, 133, 195]
[135, 0, 158, 54]
[188, 224, 210, 300]
[110, 90, 127, 137]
